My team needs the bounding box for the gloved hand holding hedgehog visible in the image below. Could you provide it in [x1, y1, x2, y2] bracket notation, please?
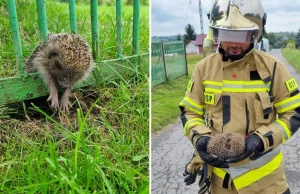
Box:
[25, 33, 94, 112]
[207, 133, 246, 159]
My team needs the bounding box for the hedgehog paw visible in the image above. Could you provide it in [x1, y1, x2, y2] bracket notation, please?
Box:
[59, 97, 72, 112]
[47, 94, 59, 110]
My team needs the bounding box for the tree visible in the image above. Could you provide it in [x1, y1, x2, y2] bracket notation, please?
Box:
[296, 28, 300, 49]
[183, 24, 197, 44]
[177, 34, 181, 41]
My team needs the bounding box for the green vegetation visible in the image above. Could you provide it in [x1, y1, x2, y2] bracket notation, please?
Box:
[151, 54, 202, 132]
[0, 0, 149, 193]
[281, 48, 300, 72]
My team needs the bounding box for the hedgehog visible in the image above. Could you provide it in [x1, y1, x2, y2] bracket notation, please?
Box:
[207, 133, 245, 159]
[26, 33, 94, 112]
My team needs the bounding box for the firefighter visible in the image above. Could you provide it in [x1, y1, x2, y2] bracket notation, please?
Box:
[179, 0, 300, 193]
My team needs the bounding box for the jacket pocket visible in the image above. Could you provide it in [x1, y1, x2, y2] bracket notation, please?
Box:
[254, 92, 275, 125]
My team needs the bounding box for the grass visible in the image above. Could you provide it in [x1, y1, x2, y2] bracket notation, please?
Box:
[151, 54, 202, 132]
[281, 48, 300, 72]
[0, 0, 149, 193]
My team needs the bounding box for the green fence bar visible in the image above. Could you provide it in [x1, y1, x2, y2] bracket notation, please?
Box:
[36, 0, 48, 41]
[116, 0, 122, 58]
[7, 0, 25, 77]
[132, 0, 140, 55]
[90, 0, 99, 61]
[69, 0, 77, 33]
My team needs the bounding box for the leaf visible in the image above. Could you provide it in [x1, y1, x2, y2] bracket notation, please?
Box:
[132, 154, 147, 162]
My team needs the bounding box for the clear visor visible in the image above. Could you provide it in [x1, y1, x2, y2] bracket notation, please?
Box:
[213, 28, 259, 43]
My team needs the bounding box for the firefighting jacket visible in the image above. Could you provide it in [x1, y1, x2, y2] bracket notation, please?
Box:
[179, 49, 300, 193]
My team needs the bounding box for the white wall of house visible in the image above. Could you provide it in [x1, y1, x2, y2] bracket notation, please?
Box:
[185, 41, 199, 54]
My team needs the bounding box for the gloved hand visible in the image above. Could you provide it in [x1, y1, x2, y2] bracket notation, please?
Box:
[196, 136, 229, 168]
[226, 134, 264, 163]
[183, 163, 198, 185]
[197, 163, 211, 194]
[183, 154, 202, 185]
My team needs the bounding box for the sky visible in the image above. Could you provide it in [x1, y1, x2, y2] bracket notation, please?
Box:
[151, 0, 300, 37]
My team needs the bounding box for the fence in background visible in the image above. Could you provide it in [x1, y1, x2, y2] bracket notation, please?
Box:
[0, 0, 147, 106]
[151, 41, 188, 86]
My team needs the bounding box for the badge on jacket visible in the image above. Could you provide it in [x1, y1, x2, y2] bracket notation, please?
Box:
[187, 81, 194, 92]
[204, 92, 215, 105]
[285, 78, 298, 92]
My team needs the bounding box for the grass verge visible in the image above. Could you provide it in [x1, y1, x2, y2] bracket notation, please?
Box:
[281, 48, 300, 72]
[151, 55, 202, 132]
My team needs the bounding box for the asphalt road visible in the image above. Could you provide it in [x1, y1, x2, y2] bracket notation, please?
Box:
[151, 49, 300, 194]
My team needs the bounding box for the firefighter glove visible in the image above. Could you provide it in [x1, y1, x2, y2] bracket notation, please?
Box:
[183, 163, 197, 185]
[197, 163, 211, 194]
[226, 134, 264, 163]
[196, 136, 229, 168]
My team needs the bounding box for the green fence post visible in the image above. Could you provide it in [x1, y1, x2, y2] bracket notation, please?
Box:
[116, 0, 122, 58]
[90, 0, 99, 61]
[132, 0, 140, 55]
[7, 0, 25, 77]
[36, 0, 48, 41]
[183, 41, 188, 75]
[161, 41, 168, 82]
[69, 0, 77, 33]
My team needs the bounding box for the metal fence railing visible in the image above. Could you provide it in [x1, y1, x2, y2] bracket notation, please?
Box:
[0, 0, 147, 106]
[151, 41, 188, 86]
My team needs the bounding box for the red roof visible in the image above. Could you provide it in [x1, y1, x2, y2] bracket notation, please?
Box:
[195, 34, 218, 46]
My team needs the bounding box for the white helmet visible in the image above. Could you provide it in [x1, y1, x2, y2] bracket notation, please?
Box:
[209, 0, 266, 43]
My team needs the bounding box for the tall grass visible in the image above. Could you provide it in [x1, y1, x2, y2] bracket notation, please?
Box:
[281, 48, 300, 72]
[0, 0, 149, 193]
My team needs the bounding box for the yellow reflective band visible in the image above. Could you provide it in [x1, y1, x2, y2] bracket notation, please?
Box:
[203, 80, 270, 93]
[274, 95, 300, 113]
[212, 167, 226, 179]
[223, 80, 270, 93]
[203, 80, 223, 86]
[179, 97, 205, 115]
[184, 118, 205, 136]
[285, 78, 298, 92]
[275, 119, 291, 141]
[234, 151, 283, 190]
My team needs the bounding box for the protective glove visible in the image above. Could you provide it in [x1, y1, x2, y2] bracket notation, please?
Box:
[183, 154, 202, 185]
[196, 136, 229, 168]
[197, 163, 211, 194]
[226, 134, 264, 163]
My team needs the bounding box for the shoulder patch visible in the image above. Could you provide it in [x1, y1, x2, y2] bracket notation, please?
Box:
[285, 78, 298, 92]
[187, 81, 194, 92]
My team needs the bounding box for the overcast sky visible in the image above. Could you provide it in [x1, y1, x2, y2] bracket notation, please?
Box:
[151, 0, 300, 37]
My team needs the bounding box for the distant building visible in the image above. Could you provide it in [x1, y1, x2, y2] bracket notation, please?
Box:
[185, 41, 199, 54]
[188, 34, 219, 54]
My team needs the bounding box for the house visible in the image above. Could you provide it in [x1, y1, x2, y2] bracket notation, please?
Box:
[185, 41, 199, 54]
[194, 34, 219, 54]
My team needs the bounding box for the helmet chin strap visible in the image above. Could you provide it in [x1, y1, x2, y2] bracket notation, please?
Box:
[220, 43, 254, 61]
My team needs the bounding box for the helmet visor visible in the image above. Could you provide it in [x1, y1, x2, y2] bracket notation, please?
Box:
[213, 28, 259, 43]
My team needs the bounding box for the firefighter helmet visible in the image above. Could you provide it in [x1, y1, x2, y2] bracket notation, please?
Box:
[209, 0, 266, 43]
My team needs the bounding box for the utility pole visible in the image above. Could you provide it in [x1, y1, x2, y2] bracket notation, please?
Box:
[198, 0, 206, 57]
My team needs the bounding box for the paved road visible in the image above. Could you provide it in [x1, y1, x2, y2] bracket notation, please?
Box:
[151, 49, 300, 194]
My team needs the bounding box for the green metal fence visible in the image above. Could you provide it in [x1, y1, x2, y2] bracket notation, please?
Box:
[0, 0, 147, 106]
[151, 41, 187, 86]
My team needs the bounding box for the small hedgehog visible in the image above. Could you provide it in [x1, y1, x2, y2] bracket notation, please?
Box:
[26, 33, 93, 112]
[207, 133, 245, 159]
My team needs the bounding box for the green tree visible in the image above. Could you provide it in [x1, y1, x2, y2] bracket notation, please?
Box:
[183, 24, 197, 44]
[177, 33, 181, 41]
[296, 28, 300, 49]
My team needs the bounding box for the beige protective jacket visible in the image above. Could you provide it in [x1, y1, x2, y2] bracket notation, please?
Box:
[179, 49, 300, 194]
